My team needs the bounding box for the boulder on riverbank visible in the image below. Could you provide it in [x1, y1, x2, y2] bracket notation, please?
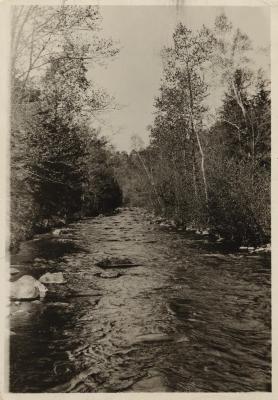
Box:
[254, 243, 271, 253]
[39, 272, 65, 284]
[239, 243, 271, 253]
[11, 275, 47, 300]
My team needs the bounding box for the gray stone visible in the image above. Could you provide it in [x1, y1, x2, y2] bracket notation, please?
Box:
[34, 258, 47, 263]
[176, 335, 190, 343]
[10, 267, 20, 275]
[254, 243, 271, 253]
[132, 333, 172, 345]
[204, 253, 228, 261]
[39, 272, 66, 284]
[131, 369, 169, 392]
[100, 271, 121, 279]
[11, 275, 47, 300]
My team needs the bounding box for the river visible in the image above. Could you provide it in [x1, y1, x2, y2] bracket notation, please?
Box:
[9, 208, 271, 392]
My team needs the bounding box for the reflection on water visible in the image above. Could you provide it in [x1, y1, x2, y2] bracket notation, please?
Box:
[10, 208, 271, 392]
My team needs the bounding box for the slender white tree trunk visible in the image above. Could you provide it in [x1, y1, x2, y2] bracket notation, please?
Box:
[186, 64, 209, 206]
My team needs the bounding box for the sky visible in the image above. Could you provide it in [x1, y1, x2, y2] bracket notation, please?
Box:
[87, 6, 270, 151]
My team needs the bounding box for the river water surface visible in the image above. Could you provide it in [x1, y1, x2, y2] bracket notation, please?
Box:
[10, 208, 271, 392]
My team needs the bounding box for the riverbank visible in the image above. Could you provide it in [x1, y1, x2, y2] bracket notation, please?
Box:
[11, 205, 271, 257]
[145, 211, 271, 254]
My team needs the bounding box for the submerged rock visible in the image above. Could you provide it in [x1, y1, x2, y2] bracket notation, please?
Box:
[131, 369, 169, 392]
[39, 272, 66, 284]
[85, 266, 102, 276]
[229, 254, 244, 259]
[167, 298, 193, 318]
[34, 257, 47, 263]
[100, 271, 122, 279]
[204, 253, 228, 261]
[186, 226, 196, 232]
[159, 221, 172, 228]
[176, 334, 190, 343]
[10, 267, 20, 275]
[96, 257, 141, 269]
[48, 366, 100, 392]
[11, 275, 47, 300]
[132, 333, 172, 345]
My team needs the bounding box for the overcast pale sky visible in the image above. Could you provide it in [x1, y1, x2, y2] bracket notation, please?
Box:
[87, 6, 270, 151]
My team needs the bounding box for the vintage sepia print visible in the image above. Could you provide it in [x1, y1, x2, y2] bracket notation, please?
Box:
[7, 1, 271, 394]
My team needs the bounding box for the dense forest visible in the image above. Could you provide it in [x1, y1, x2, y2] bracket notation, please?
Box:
[11, 8, 270, 251]
[114, 15, 270, 247]
[10, 5, 122, 251]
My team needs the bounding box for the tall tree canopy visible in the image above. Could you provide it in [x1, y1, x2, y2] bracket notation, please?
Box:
[10, 5, 122, 250]
[115, 14, 270, 246]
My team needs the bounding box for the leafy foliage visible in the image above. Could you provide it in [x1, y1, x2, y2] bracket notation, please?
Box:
[115, 15, 270, 246]
[10, 5, 122, 251]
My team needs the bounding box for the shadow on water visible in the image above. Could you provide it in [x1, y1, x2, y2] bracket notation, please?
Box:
[11, 236, 87, 264]
[10, 299, 82, 392]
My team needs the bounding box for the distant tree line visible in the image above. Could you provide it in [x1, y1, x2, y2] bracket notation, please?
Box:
[114, 15, 270, 246]
[10, 5, 122, 251]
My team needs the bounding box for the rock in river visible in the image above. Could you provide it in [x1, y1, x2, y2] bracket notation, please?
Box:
[10, 267, 20, 275]
[204, 253, 228, 261]
[100, 271, 121, 279]
[96, 257, 141, 269]
[11, 275, 47, 300]
[131, 333, 173, 345]
[131, 369, 170, 392]
[39, 272, 65, 284]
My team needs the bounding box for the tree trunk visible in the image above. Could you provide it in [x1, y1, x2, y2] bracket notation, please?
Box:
[186, 64, 209, 207]
[231, 79, 256, 181]
[191, 142, 198, 200]
[194, 128, 209, 205]
[135, 151, 162, 210]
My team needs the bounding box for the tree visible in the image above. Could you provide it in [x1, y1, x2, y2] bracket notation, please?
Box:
[149, 22, 214, 223]
[21, 38, 119, 221]
[10, 5, 121, 248]
[11, 4, 117, 102]
[206, 69, 270, 244]
[128, 14, 270, 245]
[81, 134, 122, 215]
[210, 13, 269, 175]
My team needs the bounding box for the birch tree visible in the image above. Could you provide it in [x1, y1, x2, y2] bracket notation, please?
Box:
[11, 4, 117, 102]
[210, 13, 267, 172]
[151, 23, 214, 212]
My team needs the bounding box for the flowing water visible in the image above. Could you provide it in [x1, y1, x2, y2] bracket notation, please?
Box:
[9, 208, 271, 392]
